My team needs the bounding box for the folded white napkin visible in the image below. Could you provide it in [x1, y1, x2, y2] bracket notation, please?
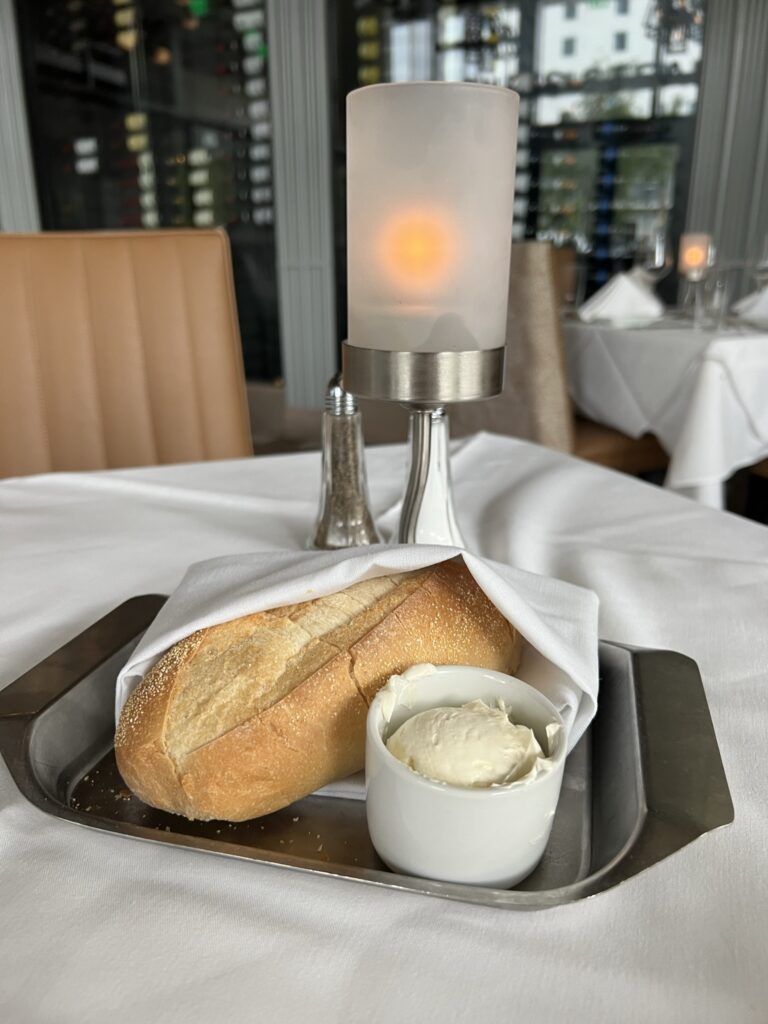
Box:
[578, 269, 664, 324]
[116, 546, 599, 769]
[733, 287, 768, 321]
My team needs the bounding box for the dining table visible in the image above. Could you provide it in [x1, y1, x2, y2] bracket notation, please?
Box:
[1, 432, 767, 1023]
[563, 317, 768, 508]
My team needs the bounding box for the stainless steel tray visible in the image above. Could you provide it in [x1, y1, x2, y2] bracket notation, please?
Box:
[0, 596, 733, 911]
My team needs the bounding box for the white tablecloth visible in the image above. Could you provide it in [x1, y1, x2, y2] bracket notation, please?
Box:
[2, 433, 768, 1023]
[564, 319, 768, 507]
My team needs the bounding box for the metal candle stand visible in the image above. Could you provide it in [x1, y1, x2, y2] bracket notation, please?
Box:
[342, 343, 505, 547]
[344, 81, 518, 547]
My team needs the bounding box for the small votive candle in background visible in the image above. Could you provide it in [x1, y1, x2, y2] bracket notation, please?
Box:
[679, 233, 713, 281]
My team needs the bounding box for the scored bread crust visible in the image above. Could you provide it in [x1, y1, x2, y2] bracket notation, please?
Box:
[115, 560, 522, 821]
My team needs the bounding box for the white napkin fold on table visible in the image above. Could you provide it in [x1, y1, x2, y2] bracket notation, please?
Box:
[115, 546, 599, 768]
[733, 286, 768, 321]
[577, 269, 664, 324]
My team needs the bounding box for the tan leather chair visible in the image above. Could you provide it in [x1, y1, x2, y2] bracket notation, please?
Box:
[451, 241, 668, 474]
[0, 230, 253, 477]
[451, 241, 575, 451]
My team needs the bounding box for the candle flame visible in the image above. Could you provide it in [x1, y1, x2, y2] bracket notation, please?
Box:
[378, 211, 455, 289]
[685, 244, 706, 268]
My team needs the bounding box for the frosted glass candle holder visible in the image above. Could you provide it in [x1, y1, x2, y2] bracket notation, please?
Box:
[347, 82, 519, 355]
[679, 233, 713, 283]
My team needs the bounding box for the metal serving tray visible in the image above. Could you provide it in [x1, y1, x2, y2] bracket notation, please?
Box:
[0, 596, 733, 911]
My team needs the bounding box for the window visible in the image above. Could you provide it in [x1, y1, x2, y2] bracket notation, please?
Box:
[332, 0, 708, 308]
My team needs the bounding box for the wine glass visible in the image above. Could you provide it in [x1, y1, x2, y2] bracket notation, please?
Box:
[634, 230, 673, 285]
[751, 234, 768, 290]
[557, 250, 589, 313]
[702, 269, 732, 332]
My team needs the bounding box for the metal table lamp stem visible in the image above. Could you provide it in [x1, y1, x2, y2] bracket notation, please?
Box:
[400, 406, 462, 545]
[343, 343, 504, 548]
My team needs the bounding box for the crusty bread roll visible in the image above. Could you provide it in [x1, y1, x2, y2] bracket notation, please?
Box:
[115, 560, 522, 821]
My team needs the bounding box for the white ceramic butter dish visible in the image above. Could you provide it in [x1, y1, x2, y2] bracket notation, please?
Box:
[365, 664, 567, 888]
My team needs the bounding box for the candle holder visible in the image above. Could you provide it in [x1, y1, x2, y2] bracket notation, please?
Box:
[678, 233, 714, 329]
[342, 345, 504, 545]
[342, 82, 519, 547]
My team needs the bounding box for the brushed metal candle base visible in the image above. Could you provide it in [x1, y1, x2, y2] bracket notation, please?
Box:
[341, 343, 505, 405]
[342, 344, 505, 547]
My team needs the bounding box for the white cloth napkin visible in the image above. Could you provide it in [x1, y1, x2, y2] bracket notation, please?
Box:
[115, 545, 599, 762]
[577, 269, 664, 324]
[733, 286, 768, 321]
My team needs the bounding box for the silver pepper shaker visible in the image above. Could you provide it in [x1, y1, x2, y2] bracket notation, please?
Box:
[310, 373, 381, 549]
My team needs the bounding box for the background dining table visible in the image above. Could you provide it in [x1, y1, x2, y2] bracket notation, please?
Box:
[2, 432, 768, 1023]
[563, 317, 768, 508]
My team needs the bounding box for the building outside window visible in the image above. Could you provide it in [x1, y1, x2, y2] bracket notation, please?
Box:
[614, 31, 628, 51]
[617, 0, 630, 14]
[565, 1, 577, 19]
[562, 36, 576, 56]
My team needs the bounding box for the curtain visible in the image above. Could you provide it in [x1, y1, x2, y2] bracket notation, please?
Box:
[686, 0, 768, 297]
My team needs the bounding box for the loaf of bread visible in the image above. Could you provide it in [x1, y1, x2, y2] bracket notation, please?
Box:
[115, 560, 522, 821]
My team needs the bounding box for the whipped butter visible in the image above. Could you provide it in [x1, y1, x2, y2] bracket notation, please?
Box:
[382, 666, 560, 789]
